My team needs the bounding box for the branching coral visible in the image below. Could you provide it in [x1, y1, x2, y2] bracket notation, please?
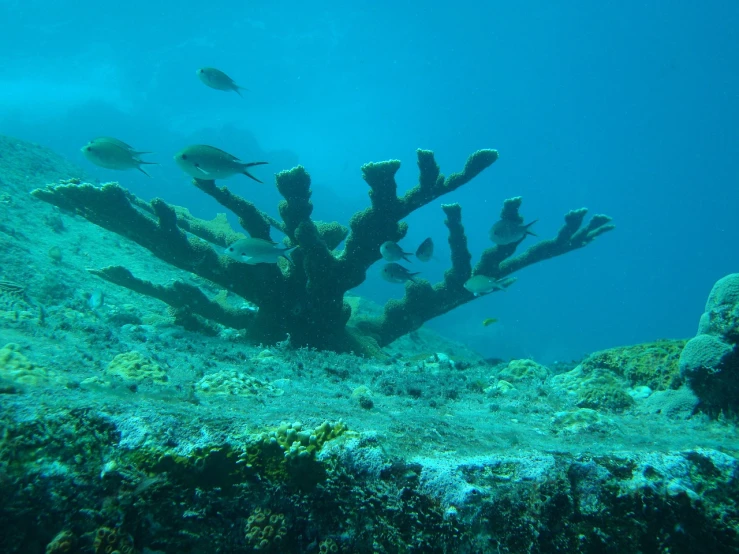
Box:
[32, 148, 613, 353]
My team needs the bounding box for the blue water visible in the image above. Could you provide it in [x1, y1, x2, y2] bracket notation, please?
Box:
[2, 1, 737, 362]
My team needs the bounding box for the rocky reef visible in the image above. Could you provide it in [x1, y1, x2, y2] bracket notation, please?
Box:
[1, 335, 738, 554]
[680, 273, 739, 416]
[31, 146, 613, 353]
[2, 136, 739, 554]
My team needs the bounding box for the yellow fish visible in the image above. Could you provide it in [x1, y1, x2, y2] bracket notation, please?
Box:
[482, 318, 498, 327]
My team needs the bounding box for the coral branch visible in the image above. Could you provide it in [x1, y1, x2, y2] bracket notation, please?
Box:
[192, 178, 282, 240]
[89, 265, 255, 330]
[401, 149, 499, 213]
[478, 201, 615, 277]
[338, 149, 499, 291]
[360, 197, 613, 347]
[32, 147, 611, 354]
[31, 182, 285, 306]
[441, 203, 472, 286]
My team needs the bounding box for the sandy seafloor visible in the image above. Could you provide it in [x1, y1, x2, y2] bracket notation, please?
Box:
[1, 134, 739, 553]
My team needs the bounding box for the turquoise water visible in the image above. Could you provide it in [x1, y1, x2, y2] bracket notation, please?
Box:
[2, 1, 737, 361]
[1, 2, 739, 553]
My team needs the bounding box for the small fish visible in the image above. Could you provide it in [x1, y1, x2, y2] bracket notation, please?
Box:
[90, 137, 151, 156]
[88, 289, 105, 311]
[197, 67, 247, 96]
[381, 263, 420, 284]
[482, 318, 498, 327]
[175, 145, 268, 183]
[464, 275, 507, 296]
[380, 241, 413, 263]
[81, 139, 157, 176]
[415, 237, 434, 262]
[224, 238, 295, 265]
[489, 219, 538, 246]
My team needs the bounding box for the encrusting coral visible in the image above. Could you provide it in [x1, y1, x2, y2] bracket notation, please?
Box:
[31, 148, 613, 352]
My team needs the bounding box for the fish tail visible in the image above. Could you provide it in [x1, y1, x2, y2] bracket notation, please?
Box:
[138, 167, 152, 177]
[525, 219, 538, 237]
[280, 246, 298, 265]
[408, 272, 421, 283]
[402, 253, 413, 263]
[242, 170, 263, 183]
[242, 161, 269, 183]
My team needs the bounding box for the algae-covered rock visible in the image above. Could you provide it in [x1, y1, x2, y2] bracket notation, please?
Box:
[257, 420, 348, 461]
[244, 507, 288, 552]
[497, 359, 549, 382]
[580, 339, 687, 391]
[551, 408, 614, 434]
[195, 369, 283, 397]
[679, 274, 739, 416]
[0, 343, 51, 386]
[552, 366, 634, 412]
[697, 273, 739, 340]
[634, 387, 699, 420]
[106, 351, 168, 385]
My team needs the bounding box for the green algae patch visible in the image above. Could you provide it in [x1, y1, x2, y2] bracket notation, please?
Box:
[106, 351, 168, 385]
[0, 343, 52, 387]
[552, 366, 634, 412]
[580, 339, 687, 391]
[497, 359, 549, 383]
[551, 408, 615, 434]
[128, 420, 349, 493]
[195, 369, 284, 397]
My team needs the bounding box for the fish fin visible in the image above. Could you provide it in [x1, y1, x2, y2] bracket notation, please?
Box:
[242, 170, 263, 183]
[138, 167, 152, 177]
[242, 162, 269, 183]
[279, 246, 298, 266]
[139, 161, 159, 165]
[196, 166, 211, 175]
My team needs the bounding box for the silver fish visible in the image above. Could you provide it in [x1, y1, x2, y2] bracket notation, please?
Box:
[90, 137, 151, 156]
[381, 263, 419, 284]
[197, 67, 246, 96]
[380, 241, 413, 263]
[415, 237, 434, 262]
[175, 144, 268, 183]
[224, 238, 295, 264]
[81, 139, 157, 176]
[489, 219, 537, 245]
[88, 289, 105, 310]
[464, 275, 507, 296]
